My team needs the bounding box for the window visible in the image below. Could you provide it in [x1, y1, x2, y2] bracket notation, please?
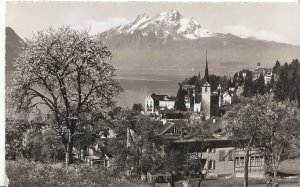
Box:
[207, 148, 215, 153]
[208, 160, 215, 170]
[219, 150, 225, 161]
[228, 150, 233, 161]
[172, 126, 181, 134]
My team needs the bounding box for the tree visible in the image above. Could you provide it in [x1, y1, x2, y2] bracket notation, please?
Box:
[132, 103, 144, 114]
[254, 74, 266, 95]
[242, 74, 254, 97]
[108, 111, 164, 178]
[224, 96, 265, 187]
[6, 119, 30, 160]
[225, 95, 300, 186]
[134, 115, 164, 175]
[175, 84, 187, 111]
[185, 115, 213, 185]
[273, 59, 300, 107]
[258, 98, 300, 185]
[9, 26, 122, 166]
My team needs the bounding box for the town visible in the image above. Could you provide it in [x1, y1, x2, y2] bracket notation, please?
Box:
[4, 2, 300, 187]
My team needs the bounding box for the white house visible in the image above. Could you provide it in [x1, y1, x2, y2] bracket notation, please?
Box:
[145, 93, 175, 114]
[145, 95, 155, 113]
[222, 91, 238, 105]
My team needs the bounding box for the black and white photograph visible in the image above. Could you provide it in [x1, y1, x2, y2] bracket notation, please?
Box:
[3, 0, 300, 186]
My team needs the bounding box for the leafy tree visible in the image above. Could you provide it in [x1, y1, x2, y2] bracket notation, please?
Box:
[132, 103, 144, 114]
[225, 95, 300, 186]
[175, 84, 187, 111]
[6, 119, 30, 160]
[9, 26, 122, 166]
[224, 96, 265, 187]
[257, 98, 300, 184]
[184, 115, 213, 185]
[132, 115, 163, 176]
[108, 113, 163, 178]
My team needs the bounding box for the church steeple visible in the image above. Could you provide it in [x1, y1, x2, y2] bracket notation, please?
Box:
[204, 51, 209, 82]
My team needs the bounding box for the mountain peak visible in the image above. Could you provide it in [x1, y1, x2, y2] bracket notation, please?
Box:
[103, 10, 213, 41]
[159, 9, 183, 22]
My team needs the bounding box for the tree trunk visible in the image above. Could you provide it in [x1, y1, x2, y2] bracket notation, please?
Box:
[65, 121, 76, 166]
[244, 150, 250, 187]
[65, 138, 70, 167]
[65, 131, 75, 166]
[272, 161, 278, 185]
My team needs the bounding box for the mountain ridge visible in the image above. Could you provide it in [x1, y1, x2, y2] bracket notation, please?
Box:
[5, 9, 300, 79]
[102, 9, 212, 42]
[99, 10, 300, 76]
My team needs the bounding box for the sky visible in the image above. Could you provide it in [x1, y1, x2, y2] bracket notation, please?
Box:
[5, 1, 300, 45]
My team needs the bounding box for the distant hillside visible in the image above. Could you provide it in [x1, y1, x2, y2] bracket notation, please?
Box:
[5, 27, 24, 72]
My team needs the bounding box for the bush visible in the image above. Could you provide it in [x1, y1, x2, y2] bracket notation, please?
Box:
[6, 160, 154, 187]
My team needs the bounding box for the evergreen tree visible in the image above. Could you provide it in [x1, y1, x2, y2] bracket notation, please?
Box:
[175, 84, 187, 111]
[243, 75, 254, 97]
[254, 74, 266, 95]
[273, 60, 281, 75]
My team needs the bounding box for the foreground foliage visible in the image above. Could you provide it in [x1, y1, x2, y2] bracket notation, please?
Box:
[6, 160, 153, 187]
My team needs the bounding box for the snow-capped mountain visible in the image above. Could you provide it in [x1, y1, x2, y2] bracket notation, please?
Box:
[103, 10, 212, 41]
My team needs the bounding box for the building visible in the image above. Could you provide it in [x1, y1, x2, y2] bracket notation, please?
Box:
[153, 116, 265, 178]
[145, 94, 175, 114]
[170, 139, 265, 177]
[201, 82, 211, 118]
[253, 62, 273, 85]
[222, 90, 238, 105]
[185, 52, 221, 118]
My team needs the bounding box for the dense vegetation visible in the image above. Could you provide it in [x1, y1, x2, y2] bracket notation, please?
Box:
[176, 59, 300, 108]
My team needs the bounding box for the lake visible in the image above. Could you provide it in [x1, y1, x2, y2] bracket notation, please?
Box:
[116, 78, 180, 108]
[6, 70, 183, 109]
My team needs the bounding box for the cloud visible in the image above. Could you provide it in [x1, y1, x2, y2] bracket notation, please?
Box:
[223, 25, 284, 43]
[74, 17, 129, 35]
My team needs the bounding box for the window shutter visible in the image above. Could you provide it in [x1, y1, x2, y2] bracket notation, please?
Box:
[228, 150, 233, 161]
[219, 150, 225, 161]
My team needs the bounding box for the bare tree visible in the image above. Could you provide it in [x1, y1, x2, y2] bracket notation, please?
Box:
[9, 26, 122, 166]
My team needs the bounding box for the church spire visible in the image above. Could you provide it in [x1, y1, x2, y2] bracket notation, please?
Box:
[204, 50, 209, 82]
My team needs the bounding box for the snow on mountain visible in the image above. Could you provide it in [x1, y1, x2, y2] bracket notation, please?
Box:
[103, 10, 213, 41]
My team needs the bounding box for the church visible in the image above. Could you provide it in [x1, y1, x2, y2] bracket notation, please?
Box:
[144, 52, 239, 119]
[182, 52, 221, 119]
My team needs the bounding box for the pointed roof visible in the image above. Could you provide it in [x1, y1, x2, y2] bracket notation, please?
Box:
[204, 51, 209, 82]
[203, 81, 210, 87]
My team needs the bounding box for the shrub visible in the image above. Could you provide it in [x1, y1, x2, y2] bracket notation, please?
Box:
[6, 160, 154, 187]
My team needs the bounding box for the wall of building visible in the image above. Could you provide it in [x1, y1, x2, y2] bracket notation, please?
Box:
[188, 146, 265, 177]
[202, 87, 211, 118]
[159, 100, 175, 109]
[145, 96, 154, 113]
[194, 103, 201, 112]
[205, 147, 235, 176]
